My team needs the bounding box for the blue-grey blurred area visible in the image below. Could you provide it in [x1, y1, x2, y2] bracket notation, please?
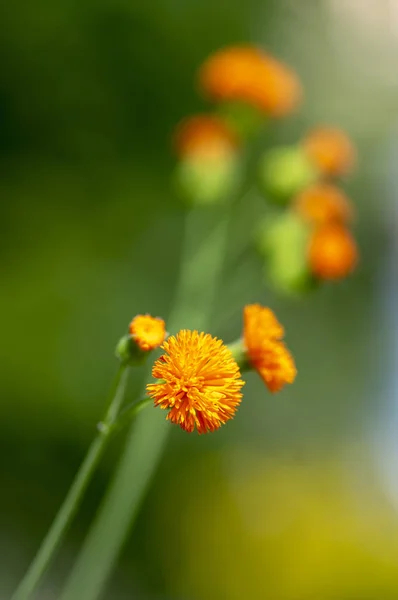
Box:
[1, 0, 398, 598]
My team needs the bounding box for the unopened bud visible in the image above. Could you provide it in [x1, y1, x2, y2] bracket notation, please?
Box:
[115, 335, 147, 366]
[257, 212, 316, 296]
[258, 145, 318, 204]
[116, 314, 167, 366]
[174, 153, 240, 206]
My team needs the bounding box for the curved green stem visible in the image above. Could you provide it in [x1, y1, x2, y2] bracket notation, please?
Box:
[59, 208, 230, 600]
[11, 364, 130, 600]
[109, 397, 152, 434]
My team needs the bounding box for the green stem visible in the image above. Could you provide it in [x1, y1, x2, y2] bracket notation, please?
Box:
[11, 364, 130, 600]
[227, 339, 250, 371]
[59, 208, 230, 600]
[109, 397, 152, 434]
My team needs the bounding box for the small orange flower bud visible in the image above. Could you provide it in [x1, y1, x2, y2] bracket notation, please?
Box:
[308, 224, 358, 280]
[303, 127, 356, 177]
[198, 46, 302, 117]
[173, 114, 238, 160]
[173, 115, 240, 206]
[129, 314, 166, 352]
[294, 183, 354, 226]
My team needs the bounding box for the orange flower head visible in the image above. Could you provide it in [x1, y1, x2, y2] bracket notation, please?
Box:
[147, 330, 245, 434]
[303, 127, 356, 177]
[294, 183, 354, 226]
[129, 314, 166, 352]
[243, 304, 297, 392]
[173, 114, 238, 160]
[308, 224, 358, 280]
[198, 45, 302, 117]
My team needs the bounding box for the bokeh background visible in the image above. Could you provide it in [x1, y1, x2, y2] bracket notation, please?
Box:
[1, 0, 398, 598]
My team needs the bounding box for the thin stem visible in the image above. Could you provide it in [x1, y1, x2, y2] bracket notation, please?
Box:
[227, 339, 250, 371]
[11, 364, 130, 600]
[59, 208, 230, 600]
[109, 397, 152, 434]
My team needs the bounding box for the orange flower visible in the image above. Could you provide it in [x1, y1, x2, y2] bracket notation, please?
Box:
[308, 224, 358, 280]
[294, 183, 354, 226]
[243, 304, 297, 392]
[198, 45, 302, 117]
[147, 330, 244, 433]
[129, 314, 166, 352]
[244, 303, 284, 341]
[174, 114, 238, 160]
[303, 127, 356, 177]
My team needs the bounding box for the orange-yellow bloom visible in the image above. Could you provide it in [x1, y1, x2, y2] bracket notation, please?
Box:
[308, 224, 358, 280]
[303, 127, 356, 177]
[198, 45, 302, 117]
[147, 330, 244, 434]
[173, 114, 238, 160]
[243, 304, 297, 392]
[294, 183, 354, 226]
[129, 314, 166, 351]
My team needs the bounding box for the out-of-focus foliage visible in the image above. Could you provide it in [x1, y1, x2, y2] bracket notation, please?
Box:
[1, 0, 397, 598]
[150, 450, 398, 600]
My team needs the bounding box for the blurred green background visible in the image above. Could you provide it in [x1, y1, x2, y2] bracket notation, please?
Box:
[1, 0, 398, 598]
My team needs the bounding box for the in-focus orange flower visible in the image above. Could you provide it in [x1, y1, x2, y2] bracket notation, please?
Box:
[129, 314, 166, 352]
[147, 330, 245, 433]
[243, 304, 297, 392]
[198, 45, 302, 117]
[303, 127, 356, 177]
[308, 224, 358, 280]
[294, 183, 354, 226]
[174, 114, 238, 160]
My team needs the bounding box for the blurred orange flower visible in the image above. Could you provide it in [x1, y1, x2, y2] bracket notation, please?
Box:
[173, 114, 238, 160]
[129, 314, 166, 352]
[308, 224, 358, 280]
[303, 127, 356, 177]
[147, 330, 244, 433]
[198, 46, 302, 117]
[294, 183, 354, 226]
[243, 304, 297, 392]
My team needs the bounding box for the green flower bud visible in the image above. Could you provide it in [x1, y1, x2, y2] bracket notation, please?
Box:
[258, 145, 318, 204]
[257, 211, 317, 296]
[266, 253, 318, 296]
[174, 153, 240, 206]
[115, 335, 148, 366]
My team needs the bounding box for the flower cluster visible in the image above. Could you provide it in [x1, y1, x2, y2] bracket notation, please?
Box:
[119, 306, 296, 434]
[16, 44, 363, 600]
[257, 126, 358, 291]
[298, 130, 358, 281]
[126, 47, 363, 429]
[171, 44, 359, 295]
[172, 45, 302, 206]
